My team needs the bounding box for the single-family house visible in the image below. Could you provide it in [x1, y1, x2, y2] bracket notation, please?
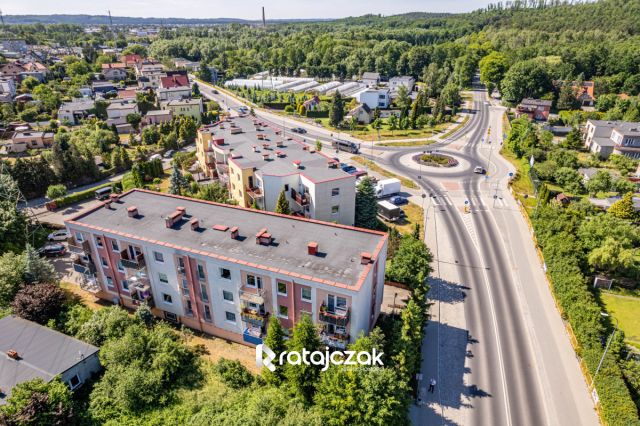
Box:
[389, 76, 416, 95]
[157, 86, 191, 102]
[589, 196, 640, 212]
[144, 109, 173, 125]
[555, 80, 596, 107]
[0, 77, 16, 97]
[577, 167, 600, 183]
[516, 98, 552, 121]
[8, 131, 54, 153]
[160, 74, 190, 89]
[361, 72, 381, 87]
[161, 98, 203, 121]
[117, 89, 138, 100]
[101, 63, 128, 81]
[0, 315, 100, 403]
[92, 81, 117, 94]
[58, 99, 96, 125]
[354, 87, 390, 109]
[121, 54, 142, 68]
[173, 58, 200, 71]
[584, 120, 640, 159]
[106, 100, 139, 132]
[303, 96, 321, 112]
[0, 62, 25, 79]
[345, 104, 373, 124]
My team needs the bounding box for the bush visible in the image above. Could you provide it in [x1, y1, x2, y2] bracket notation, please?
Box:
[53, 182, 121, 209]
[45, 184, 67, 199]
[213, 358, 254, 389]
[11, 283, 66, 325]
[306, 110, 329, 118]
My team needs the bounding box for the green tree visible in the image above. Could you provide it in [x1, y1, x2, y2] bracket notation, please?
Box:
[386, 237, 433, 290]
[479, 51, 508, 94]
[213, 358, 254, 389]
[76, 306, 138, 346]
[12, 283, 66, 325]
[588, 237, 637, 276]
[126, 113, 142, 132]
[263, 315, 287, 385]
[557, 84, 581, 110]
[141, 125, 161, 145]
[197, 182, 230, 203]
[608, 192, 637, 220]
[275, 189, 291, 214]
[168, 162, 188, 195]
[284, 313, 321, 403]
[0, 251, 24, 306]
[315, 139, 322, 152]
[192, 83, 201, 97]
[501, 59, 551, 104]
[0, 377, 74, 425]
[329, 90, 344, 127]
[0, 175, 28, 253]
[387, 227, 402, 259]
[395, 85, 412, 117]
[45, 184, 67, 200]
[23, 244, 57, 285]
[135, 302, 154, 327]
[561, 128, 583, 149]
[355, 177, 379, 230]
[586, 170, 613, 195]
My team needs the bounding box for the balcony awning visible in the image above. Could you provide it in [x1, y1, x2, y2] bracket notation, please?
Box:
[240, 291, 264, 305]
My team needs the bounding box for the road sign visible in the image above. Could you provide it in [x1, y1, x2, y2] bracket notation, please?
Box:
[464, 200, 469, 205]
[508, 172, 514, 177]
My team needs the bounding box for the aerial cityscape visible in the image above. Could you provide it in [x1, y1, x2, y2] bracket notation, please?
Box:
[0, 1, 639, 425]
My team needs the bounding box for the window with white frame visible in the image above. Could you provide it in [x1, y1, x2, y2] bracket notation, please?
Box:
[75, 232, 84, 242]
[162, 293, 173, 304]
[246, 274, 262, 288]
[68, 374, 82, 390]
[225, 311, 236, 323]
[278, 305, 289, 319]
[101, 257, 108, 268]
[111, 240, 119, 252]
[200, 283, 209, 302]
[121, 279, 129, 291]
[223, 290, 234, 302]
[106, 276, 114, 288]
[331, 188, 340, 196]
[153, 251, 164, 263]
[159, 273, 169, 284]
[198, 264, 206, 280]
[331, 205, 340, 214]
[117, 260, 124, 272]
[301, 287, 312, 302]
[277, 281, 287, 296]
[204, 305, 212, 321]
[220, 268, 231, 280]
[95, 236, 103, 248]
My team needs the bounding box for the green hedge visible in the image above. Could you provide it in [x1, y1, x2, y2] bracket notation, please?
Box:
[53, 182, 122, 209]
[306, 110, 329, 118]
[262, 102, 291, 110]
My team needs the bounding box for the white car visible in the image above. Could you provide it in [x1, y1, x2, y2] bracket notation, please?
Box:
[47, 230, 70, 242]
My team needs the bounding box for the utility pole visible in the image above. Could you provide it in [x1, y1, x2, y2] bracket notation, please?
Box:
[0, 10, 5, 26]
[262, 7, 266, 27]
[108, 10, 113, 26]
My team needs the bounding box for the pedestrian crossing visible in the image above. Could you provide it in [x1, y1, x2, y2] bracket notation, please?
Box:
[431, 192, 509, 211]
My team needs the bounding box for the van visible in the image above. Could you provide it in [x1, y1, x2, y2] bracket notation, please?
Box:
[332, 139, 360, 154]
[95, 186, 112, 200]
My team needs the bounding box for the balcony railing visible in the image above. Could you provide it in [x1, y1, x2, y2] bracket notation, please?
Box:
[121, 253, 146, 270]
[318, 304, 350, 327]
[79, 275, 101, 294]
[67, 237, 91, 255]
[239, 286, 266, 305]
[246, 186, 263, 199]
[131, 280, 154, 308]
[241, 308, 267, 327]
[320, 331, 350, 350]
[243, 327, 264, 346]
[290, 188, 309, 206]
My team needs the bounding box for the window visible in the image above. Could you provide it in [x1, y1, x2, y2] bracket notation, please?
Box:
[154, 251, 164, 263]
[75, 232, 84, 242]
[117, 261, 124, 272]
[111, 240, 119, 252]
[284, 184, 289, 191]
[331, 188, 340, 196]
[200, 283, 209, 302]
[106, 276, 114, 288]
[246, 274, 262, 288]
[331, 205, 340, 214]
[225, 311, 236, 323]
[301, 287, 312, 302]
[337, 296, 347, 310]
[204, 305, 212, 321]
[159, 273, 169, 284]
[68, 374, 81, 390]
[278, 305, 289, 319]
[95, 236, 103, 248]
[223, 290, 234, 302]
[165, 311, 178, 322]
[198, 264, 206, 280]
[101, 257, 108, 268]
[181, 279, 189, 296]
[185, 300, 193, 316]
[220, 268, 231, 280]
[162, 293, 173, 304]
[277, 281, 287, 296]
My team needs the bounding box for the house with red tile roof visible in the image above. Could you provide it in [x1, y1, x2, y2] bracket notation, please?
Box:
[160, 74, 189, 89]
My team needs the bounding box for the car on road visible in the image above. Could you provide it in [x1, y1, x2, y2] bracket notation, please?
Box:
[340, 164, 357, 174]
[390, 196, 408, 206]
[164, 150, 175, 159]
[47, 230, 70, 242]
[291, 127, 307, 134]
[38, 244, 66, 257]
[474, 166, 486, 174]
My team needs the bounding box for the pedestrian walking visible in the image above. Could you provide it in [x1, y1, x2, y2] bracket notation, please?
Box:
[428, 378, 436, 393]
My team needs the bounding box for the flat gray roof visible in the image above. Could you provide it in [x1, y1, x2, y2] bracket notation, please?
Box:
[206, 117, 354, 183]
[67, 190, 385, 287]
[0, 316, 99, 402]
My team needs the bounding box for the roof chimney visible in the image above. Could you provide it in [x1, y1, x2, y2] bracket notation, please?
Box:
[276, 150, 285, 158]
[230, 226, 239, 239]
[360, 252, 373, 265]
[190, 218, 199, 231]
[308, 242, 318, 255]
[103, 199, 113, 209]
[109, 193, 120, 202]
[176, 206, 186, 215]
[165, 209, 184, 228]
[256, 228, 272, 245]
[213, 224, 229, 232]
[127, 206, 138, 217]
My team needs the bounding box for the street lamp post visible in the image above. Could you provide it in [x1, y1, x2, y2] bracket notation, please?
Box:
[594, 312, 619, 380]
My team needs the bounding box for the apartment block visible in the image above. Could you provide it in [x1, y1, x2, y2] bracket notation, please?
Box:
[64, 190, 388, 349]
[196, 117, 356, 225]
[584, 119, 640, 159]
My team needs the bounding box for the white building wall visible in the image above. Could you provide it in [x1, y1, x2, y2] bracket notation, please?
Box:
[204, 259, 244, 334]
[261, 173, 300, 213]
[140, 244, 184, 317]
[305, 175, 356, 225]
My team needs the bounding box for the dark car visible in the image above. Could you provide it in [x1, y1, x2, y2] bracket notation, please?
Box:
[341, 165, 357, 174]
[390, 196, 408, 206]
[291, 127, 307, 134]
[38, 244, 66, 257]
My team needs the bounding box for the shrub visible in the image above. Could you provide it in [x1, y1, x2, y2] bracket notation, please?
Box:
[213, 358, 254, 389]
[11, 283, 66, 325]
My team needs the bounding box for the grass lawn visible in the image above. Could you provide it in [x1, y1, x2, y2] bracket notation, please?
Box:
[500, 146, 537, 210]
[600, 291, 640, 350]
[439, 115, 470, 140]
[377, 140, 437, 147]
[351, 156, 418, 189]
[382, 202, 424, 239]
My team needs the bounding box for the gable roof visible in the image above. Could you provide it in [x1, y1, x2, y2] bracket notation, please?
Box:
[160, 74, 189, 89]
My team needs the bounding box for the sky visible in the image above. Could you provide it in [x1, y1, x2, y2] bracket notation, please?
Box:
[5, 0, 494, 20]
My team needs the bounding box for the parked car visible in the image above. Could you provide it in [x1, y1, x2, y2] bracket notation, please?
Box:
[291, 127, 307, 134]
[164, 150, 175, 158]
[38, 244, 66, 257]
[149, 153, 162, 161]
[474, 166, 486, 174]
[340, 164, 357, 174]
[390, 196, 408, 206]
[47, 230, 70, 242]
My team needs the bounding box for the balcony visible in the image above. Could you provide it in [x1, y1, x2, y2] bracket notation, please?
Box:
[241, 307, 268, 327]
[320, 331, 350, 350]
[239, 286, 266, 305]
[72, 258, 97, 276]
[318, 304, 350, 327]
[246, 186, 263, 199]
[79, 276, 101, 294]
[120, 252, 146, 270]
[130, 277, 154, 308]
[67, 237, 91, 255]
[243, 327, 264, 346]
[290, 188, 309, 206]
